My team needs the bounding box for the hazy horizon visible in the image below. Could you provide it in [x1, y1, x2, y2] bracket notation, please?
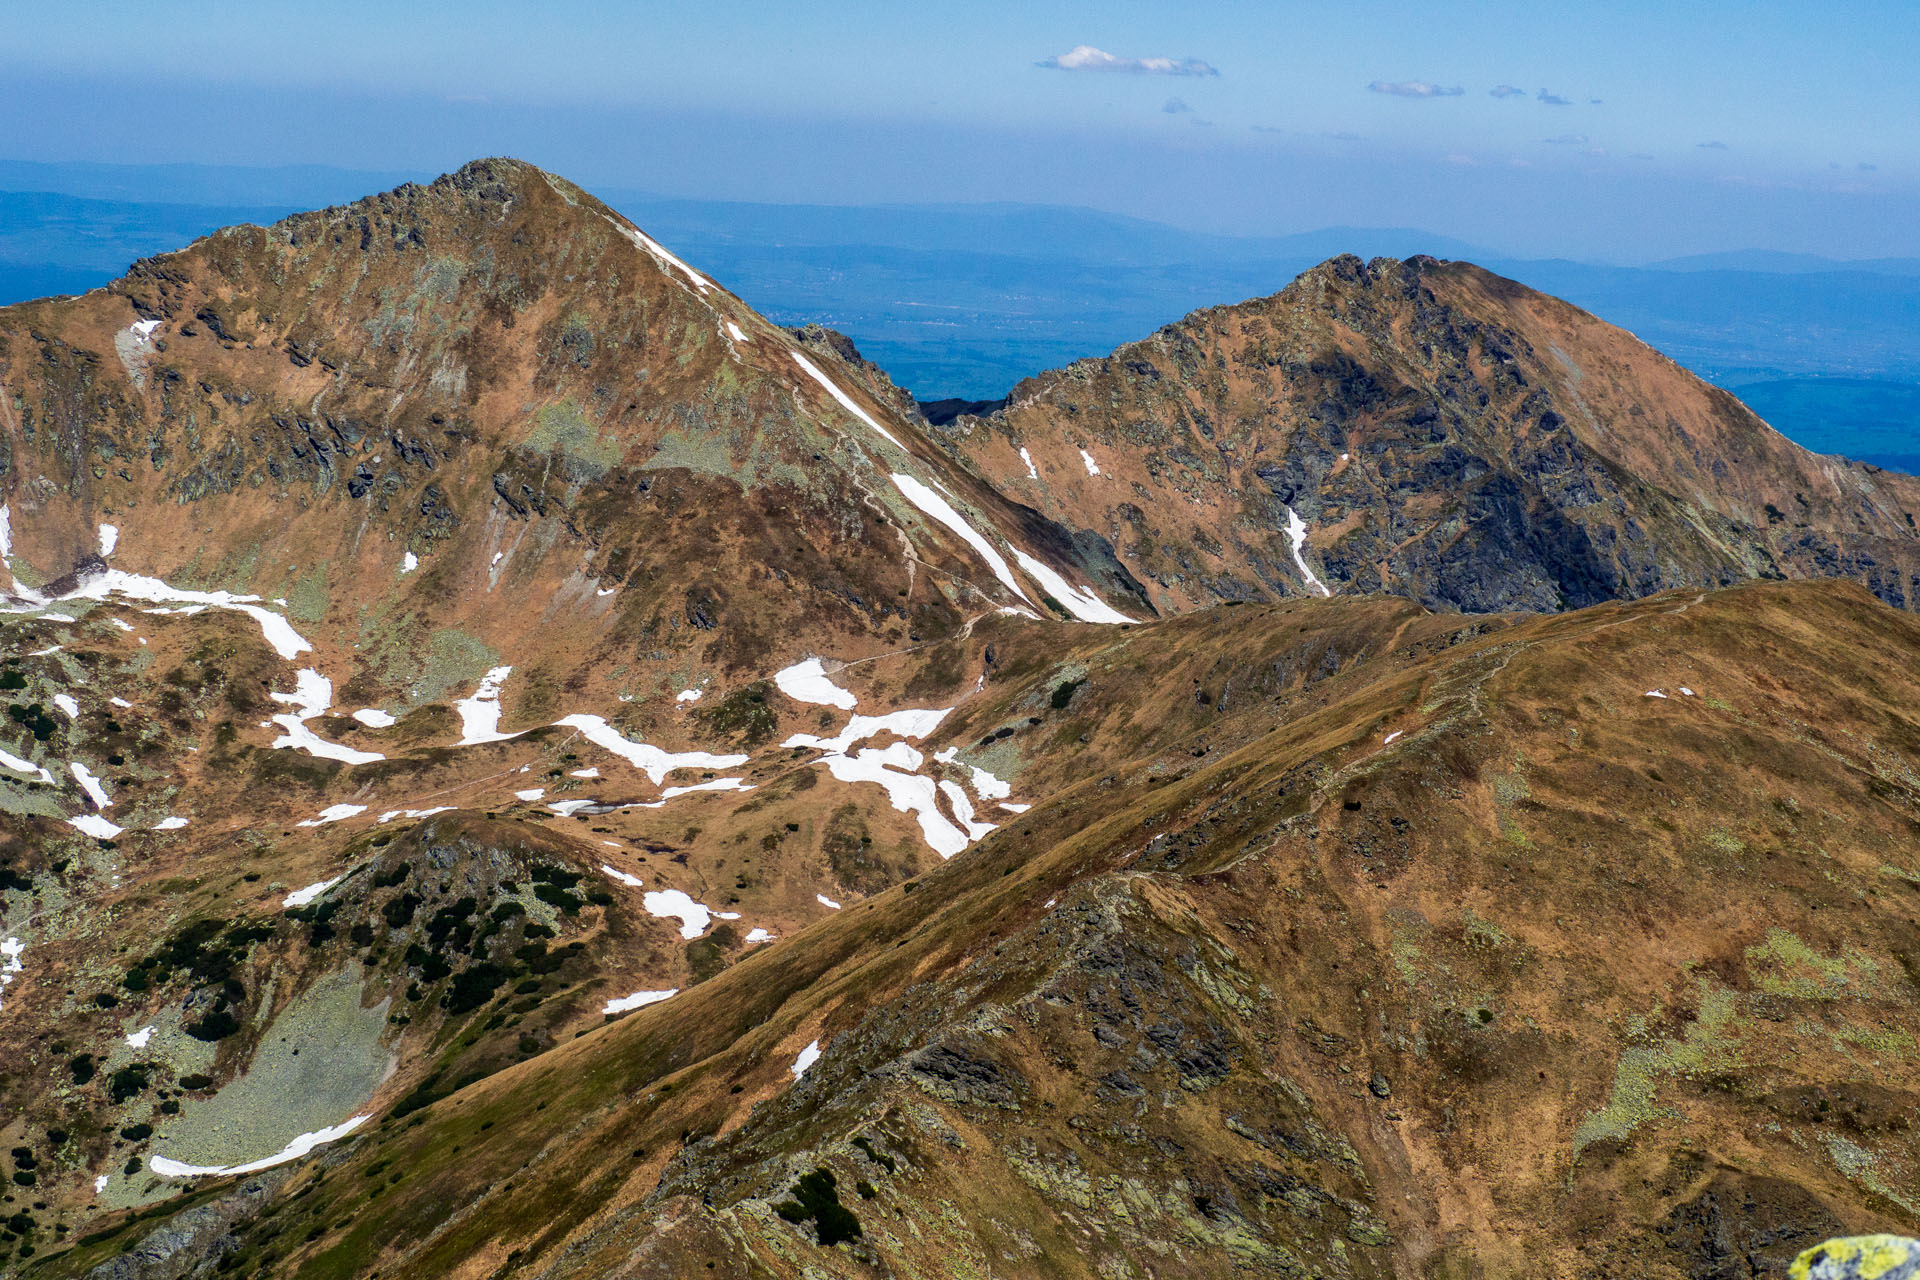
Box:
[1, 1, 1915, 262]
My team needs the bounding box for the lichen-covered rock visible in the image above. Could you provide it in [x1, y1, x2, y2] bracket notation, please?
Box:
[1792, 1236, 1920, 1280]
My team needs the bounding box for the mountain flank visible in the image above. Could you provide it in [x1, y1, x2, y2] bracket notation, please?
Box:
[934, 253, 1920, 614]
[0, 160, 1916, 1278]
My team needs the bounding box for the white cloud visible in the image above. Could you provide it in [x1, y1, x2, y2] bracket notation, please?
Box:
[1537, 88, 1573, 105]
[1039, 45, 1218, 76]
[1368, 80, 1464, 98]
[1489, 84, 1526, 99]
[1162, 97, 1192, 114]
[1544, 133, 1590, 145]
[1697, 140, 1730, 150]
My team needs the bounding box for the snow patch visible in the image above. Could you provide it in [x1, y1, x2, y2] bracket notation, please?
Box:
[0, 744, 53, 784]
[790, 1039, 821, 1080]
[1679, 687, 1696, 697]
[608, 216, 714, 294]
[352, 708, 396, 728]
[603, 988, 677, 1015]
[54, 569, 312, 659]
[570, 767, 600, 778]
[817, 893, 841, 910]
[1645, 689, 1668, 699]
[1011, 548, 1136, 624]
[110, 696, 132, 708]
[455, 666, 521, 746]
[600, 864, 645, 888]
[53, 693, 79, 719]
[272, 669, 384, 765]
[514, 787, 546, 802]
[131, 319, 160, 339]
[744, 927, 774, 944]
[377, 807, 454, 824]
[675, 687, 703, 703]
[98, 524, 119, 557]
[643, 889, 716, 939]
[1, 936, 23, 1007]
[773, 657, 857, 710]
[1383, 730, 1403, 744]
[967, 764, 1012, 800]
[70, 761, 110, 808]
[554, 713, 748, 784]
[939, 778, 997, 843]
[1000, 802, 1031, 814]
[401, 552, 418, 573]
[725, 320, 749, 342]
[153, 816, 189, 831]
[125, 1025, 156, 1049]
[283, 875, 344, 906]
[783, 706, 950, 756]
[1079, 448, 1102, 476]
[150, 1115, 370, 1179]
[889, 473, 1032, 605]
[1019, 446, 1039, 480]
[1283, 506, 1332, 597]
[296, 804, 366, 828]
[69, 814, 122, 839]
[792, 353, 904, 447]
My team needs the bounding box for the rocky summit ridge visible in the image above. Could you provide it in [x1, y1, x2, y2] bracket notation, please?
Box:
[0, 159, 1916, 1279]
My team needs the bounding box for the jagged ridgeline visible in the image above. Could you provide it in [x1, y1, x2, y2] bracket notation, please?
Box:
[0, 160, 1917, 1278]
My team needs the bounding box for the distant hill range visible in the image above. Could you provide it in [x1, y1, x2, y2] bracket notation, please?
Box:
[1, 157, 1915, 467]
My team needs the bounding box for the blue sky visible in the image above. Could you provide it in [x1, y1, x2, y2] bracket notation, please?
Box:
[1, 0, 1913, 259]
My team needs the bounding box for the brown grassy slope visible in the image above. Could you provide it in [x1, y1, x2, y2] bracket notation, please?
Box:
[36, 579, 1920, 1279]
[940, 254, 1920, 616]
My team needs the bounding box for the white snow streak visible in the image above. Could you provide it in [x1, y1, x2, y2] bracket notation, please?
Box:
[149, 1115, 370, 1178]
[69, 761, 110, 808]
[817, 893, 841, 909]
[1011, 548, 1136, 624]
[602, 989, 677, 1015]
[889, 472, 1032, 605]
[600, 864, 645, 888]
[377, 807, 454, 824]
[296, 804, 366, 828]
[790, 1039, 821, 1080]
[53, 693, 80, 719]
[98, 524, 119, 557]
[1079, 448, 1102, 476]
[608, 217, 714, 294]
[0, 744, 53, 784]
[1284, 507, 1332, 598]
[352, 708, 396, 728]
[283, 876, 344, 907]
[553, 713, 748, 785]
[69, 814, 122, 839]
[791, 353, 905, 447]
[1019, 446, 1039, 480]
[153, 816, 189, 831]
